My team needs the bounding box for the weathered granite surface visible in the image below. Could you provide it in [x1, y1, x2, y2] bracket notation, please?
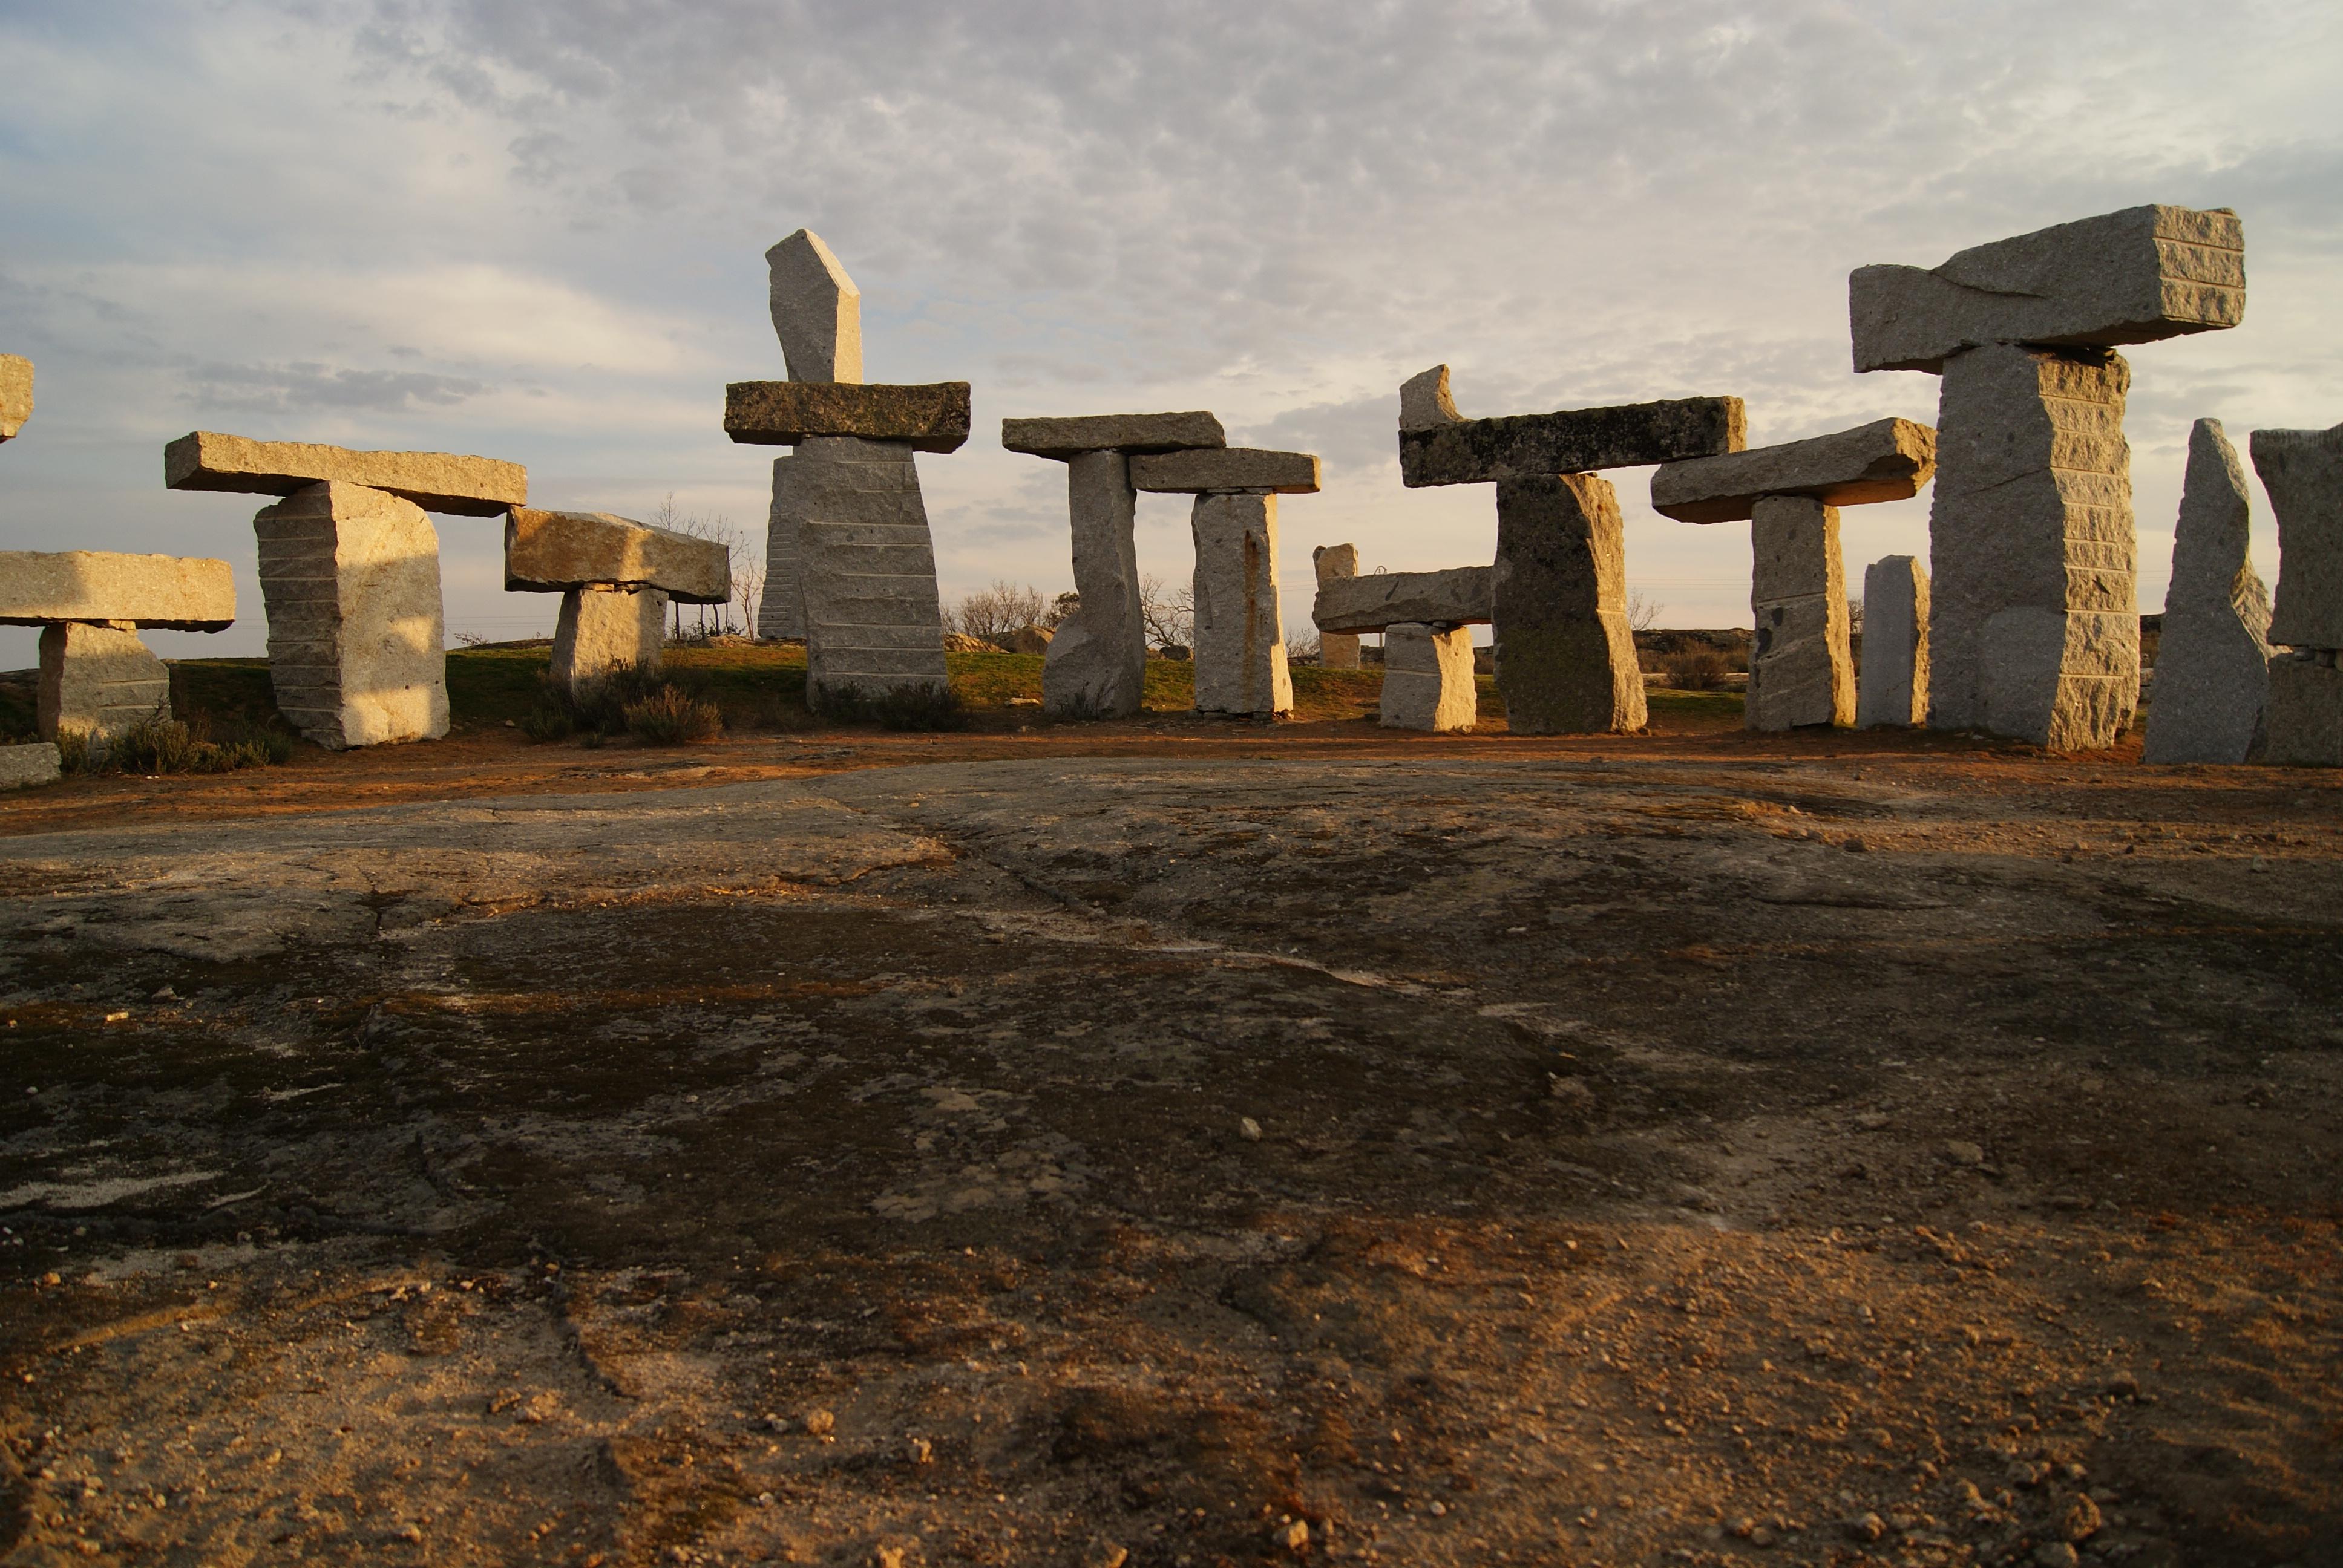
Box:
[251, 480, 449, 750]
[724, 382, 971, 453]
[0, 354, 30, 442]
[1001, 413, 1225, 459]
[38, 623, 171, 743]
[767, 230, 862, 385]
[1313, 544, 1361, 670]
[1927, 344, 2138, 750]
[1857, 555, 1930, 728]
[1313, 566, 1493, 634]
[2264, 653, 2343, 766]
[551, 586, 668, 696]
[165, 432, 525, 517]
[760, 455, 805, 640]
[1398, 365, 1463, 430]
[1191, 493, 1291, 717]
[505, 508, 729, 603]
[1380, 622, 1477, 732]
[1850, 205, 2246, 374]
[1130, 448, 1320, 495]
[2143, 419, 2272, 764]
[1401, 397, 1744, 488]
[1746, 495, 1852, 730]
[1491, 474, 1645, 734]
[1042, 451, 1145, 719]
[1651, 417, 1936, 525]
[785, 437, 950, 710]
[2253, 422, 2343, 652]
[0, 550, 235, 630]
[0, 743, 59, 788]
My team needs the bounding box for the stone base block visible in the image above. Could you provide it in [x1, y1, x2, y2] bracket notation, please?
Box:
[1191, 493, 1292, 717]
[1747, 495, 1853, 730]
[552, 587, 667, 697]
[254, 481, 449, 750]
[1380, 624, 1477, 731]
[789, 438, 950, 711]
[1492, 473, 1646, 734]
[2264, 653, 2343, 766]
[0, 742, 61, 788]
[1320, 633, 1361, 670]
[38, 623, 171, 743]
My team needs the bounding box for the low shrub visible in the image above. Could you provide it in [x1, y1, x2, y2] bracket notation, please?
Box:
[1662, 648, 1734, 691]
[69, 714, 293, 776]
[622, 684, 724, 745]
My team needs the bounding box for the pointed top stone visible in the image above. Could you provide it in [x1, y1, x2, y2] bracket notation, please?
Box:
[766, 230, 863, 385]
[1400, 365, 1462, 430]
[0, 355, 31, 442]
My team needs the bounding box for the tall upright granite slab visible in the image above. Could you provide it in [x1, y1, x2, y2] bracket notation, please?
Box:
[761, 456, 804, 639]
[1191, 493, 1292, 719]
[2142, 419, 2271, 763]
[1381, 622, 1478, 732]
[1851, 205, 2244, 749]
[505, 508, 729, 697]
[166, 432, 524, 748]
[1653, 417, 1933, 730]
[1401, 364, 1744, 733]
[1858, 555, 1931, 727]
[0, 354, 31, 442]
[251, 482, 449, 750]
[1313, 544, 1362, 669]
[1003, 411, 1225, 719]
[0, 549, 237, 745]
[2252, 421, 2343, 765]
[38, 624, 171, 743]
[727, 232, 965, 712]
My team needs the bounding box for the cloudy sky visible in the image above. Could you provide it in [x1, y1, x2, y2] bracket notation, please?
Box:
[4, 0, 2338, 666]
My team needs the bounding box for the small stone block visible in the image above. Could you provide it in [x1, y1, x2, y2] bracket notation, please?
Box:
[1380, 623, 1478, 732]
[551, 586, 667, 696]
[2253, 421, 2343, 652]
[724, 382, 971, 453]
[1651, 417, 1936, 524]
[1129, 448, 1321, 495]
[0, 743, 60, 788]
[0, 354, 30, 441]
[1399, 365, 1463, 430]
[767, 229, 862, 385]
[1313, 566, 1493, 633]
[38, 623, 171, 743]
[164, 431, 526, 517]
[1002, 412, 1226, 459]
[1850, 204, 2246, 374]
[1314, 544, 1362, 670]
[0, 550, 236, 630]
[1401, 397, 1745, 488]
[505, 509, 730, 603]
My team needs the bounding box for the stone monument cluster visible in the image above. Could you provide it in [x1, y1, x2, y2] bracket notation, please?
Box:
[4, 203, 2338, 775]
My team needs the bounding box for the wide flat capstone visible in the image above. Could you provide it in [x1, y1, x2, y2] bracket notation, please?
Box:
[0, 355, 30, 442]
[1001, 413, 1225, 459]
[0, 550, 236, 630]
[724, 382, 972, 453]
[1313, 566, 1493, 634]
[1401, 397, 1745, 488]
[164, 431, 526, 517]
[1651, 417, 1936, 525]
[1129, 448, 1320, 494]
[1850, 204, 2245, 374]
[505, 509, 730, 604]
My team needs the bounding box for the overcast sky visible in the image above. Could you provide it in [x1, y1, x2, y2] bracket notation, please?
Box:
[4, 0, 2339, 666]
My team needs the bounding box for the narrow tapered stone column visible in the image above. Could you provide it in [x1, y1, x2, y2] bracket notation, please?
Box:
[1746, 495, 1853, 730]
[759, 455, 805, 639]
[1857, 556, 1930, 728]
[1492, 474, 1645, 734]
[2142, 419, 2271, 763]
[2253, 421, 2343, 765]
[1314, 544, 1362, 669]
[1191, 493, 1292, 718]
[1041, 451, 1145, 717]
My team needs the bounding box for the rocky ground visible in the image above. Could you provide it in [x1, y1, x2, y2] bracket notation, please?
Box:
[0, 717, 2337, 1567]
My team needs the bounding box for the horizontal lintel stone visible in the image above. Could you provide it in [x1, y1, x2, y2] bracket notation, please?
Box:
[505, 509, 730, 603]
[1400, 397, 1745, 488]
[1651, 417, 1937, 524]
[1850, 204, 2245, 374]
[1129, 447, 1320, 494]
[163, 431, 526, 517]
[1001, 411, 1225, 458]
[0, 354, 30, 441]
[0, 550, 235, 630]
[724, 382, 971, 453]
[1314, 566, 1493, 633]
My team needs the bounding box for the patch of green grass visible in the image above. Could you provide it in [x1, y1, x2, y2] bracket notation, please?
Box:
[1646, 686, 1745, 722]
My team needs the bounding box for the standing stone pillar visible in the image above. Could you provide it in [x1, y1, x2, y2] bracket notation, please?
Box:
[1381, 623, 1477, 731]
[1130, 447, 1322, 719]
[1002, 412, 1227, 719]
[1858, 556, 1930, 728]
[505, 507, 730, 699]
[1850, 204, 2245, 748]
[725, 230, 969, 714]
[2252, 421, 2343, 766]
[759, 454, 803, 639]
[1398, 364, 1745, 734]
[38, 624, 170, 739]
[2141, 419, 2272, 763]
[163, 430, 527, 749]
[1314, 544, 1362, 669]
[1652, 417, 1936, 731]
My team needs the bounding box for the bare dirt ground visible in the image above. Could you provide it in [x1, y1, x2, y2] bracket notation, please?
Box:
[0, 713, 2338, 1568]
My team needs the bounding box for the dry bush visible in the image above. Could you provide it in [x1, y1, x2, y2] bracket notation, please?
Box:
[622, 684, 724, 745]
[951, 581, 1049, 641]
[1662, 647, 1734, 691]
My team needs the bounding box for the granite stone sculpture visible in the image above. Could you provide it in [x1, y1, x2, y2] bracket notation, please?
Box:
[0, 550, 236, 749]
[1312, 545, 1362, 670]
[2251, 420, 2343, 765]
[504, 508, 731, 698]
[2141, 420, 2271, 763]
[1857, 556, 1932, 728]
[1401, 365, 1744, 733]
[1314, 565, 1493, 733]
[1850, 204, 2246, 749]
